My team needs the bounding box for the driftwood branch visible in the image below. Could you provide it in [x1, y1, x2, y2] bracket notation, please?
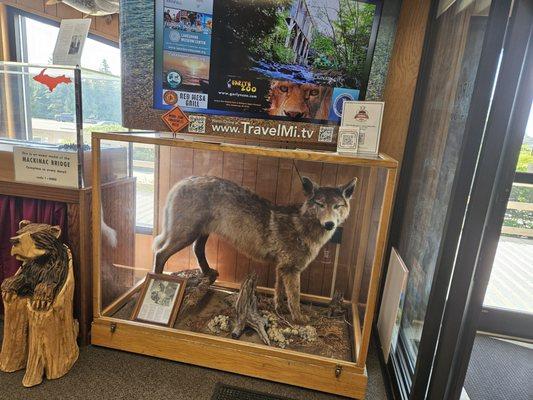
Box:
[171, 268, 219, 317]
[231, 274, 270, 346]
[327, 290, 346, 318]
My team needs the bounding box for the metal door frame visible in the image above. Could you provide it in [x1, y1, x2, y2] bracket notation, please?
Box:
[427, 1, 533, 397]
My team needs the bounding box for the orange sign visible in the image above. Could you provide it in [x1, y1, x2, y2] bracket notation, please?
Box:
[163, 90, 178, 105]
[161, 106, 189, 133]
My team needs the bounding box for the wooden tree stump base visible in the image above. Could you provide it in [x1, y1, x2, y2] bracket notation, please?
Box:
[0, 294, 29, 373]
[0, 248, 79, 387]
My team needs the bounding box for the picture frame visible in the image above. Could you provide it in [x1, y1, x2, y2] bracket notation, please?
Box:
[377, 247, 409, 361]
[131, 273, 187, 327]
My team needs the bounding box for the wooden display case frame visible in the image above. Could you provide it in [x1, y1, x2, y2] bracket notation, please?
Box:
[90, 131, 398, 399]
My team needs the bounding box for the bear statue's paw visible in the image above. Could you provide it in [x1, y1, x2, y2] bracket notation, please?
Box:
[30, 298, 52, 311]
[0, 277, 16, 292]
[1, 290, 17, 303]
[31, 283, 55, 311]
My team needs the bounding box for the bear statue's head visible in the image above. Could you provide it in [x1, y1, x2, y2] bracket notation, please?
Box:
[10, 220, 61, 262]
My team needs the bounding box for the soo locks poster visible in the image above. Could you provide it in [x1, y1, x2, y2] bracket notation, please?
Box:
[154, 0, 381, 125]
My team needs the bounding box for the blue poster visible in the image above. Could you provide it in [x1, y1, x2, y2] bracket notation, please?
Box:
[154, 0, 380, 124]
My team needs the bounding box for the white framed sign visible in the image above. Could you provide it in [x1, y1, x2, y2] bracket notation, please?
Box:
[13, 147, 79, 188]
[341, 101, 384, 155]
[53, 19, 91, 66]
[377, 247, 409, 361]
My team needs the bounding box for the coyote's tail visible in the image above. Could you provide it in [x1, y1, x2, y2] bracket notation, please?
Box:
[101, 204, 117, 248]
[152, 230, 166, 252]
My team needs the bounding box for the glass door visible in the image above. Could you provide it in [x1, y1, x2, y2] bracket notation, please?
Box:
[479, 105, 533, 338]
[462, 111, 533, 400]
[384, 0, 514, 398]
[412, 0, 532, 398]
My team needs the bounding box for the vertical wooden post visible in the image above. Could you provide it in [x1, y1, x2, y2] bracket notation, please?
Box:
[351, 167, 379, 303]
[0, 4, 16, 139]
[379, 0, 432, 165]
[357, 167, 397, 367]
[0, 5, 9, 61]
[92, 136, 102, 318]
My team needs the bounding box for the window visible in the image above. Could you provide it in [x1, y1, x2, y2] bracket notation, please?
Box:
[14, 11, 120, 75]
[5, 9, 153, 232]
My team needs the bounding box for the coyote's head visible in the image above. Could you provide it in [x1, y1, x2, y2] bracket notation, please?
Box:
[300, 176, 358, 231]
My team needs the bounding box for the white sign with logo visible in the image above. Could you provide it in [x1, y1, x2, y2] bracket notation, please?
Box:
[14, 147, 79, 188]
[341, 101, 384, 156]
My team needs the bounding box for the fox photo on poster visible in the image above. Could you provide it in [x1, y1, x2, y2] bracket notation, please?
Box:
[154, 0, 382, 124]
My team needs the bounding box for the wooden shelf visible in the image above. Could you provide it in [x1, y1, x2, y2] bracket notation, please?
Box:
[92, 131, 398, 169]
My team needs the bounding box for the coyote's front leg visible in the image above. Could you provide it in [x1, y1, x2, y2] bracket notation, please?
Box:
[274, 267, 287, 313]
[281, 269, 309, 324]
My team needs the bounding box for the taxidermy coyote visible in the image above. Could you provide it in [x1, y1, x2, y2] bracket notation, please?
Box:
[153, 175, 357, 323]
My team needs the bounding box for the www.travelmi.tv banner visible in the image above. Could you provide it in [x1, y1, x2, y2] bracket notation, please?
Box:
[186, 114, 338, 144]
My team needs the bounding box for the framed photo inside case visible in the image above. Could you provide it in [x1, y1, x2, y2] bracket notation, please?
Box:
[131, 273, 187, 327]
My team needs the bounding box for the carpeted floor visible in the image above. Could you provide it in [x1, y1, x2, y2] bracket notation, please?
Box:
[0, 322, 388, 400]
[464, 335, 533, 400]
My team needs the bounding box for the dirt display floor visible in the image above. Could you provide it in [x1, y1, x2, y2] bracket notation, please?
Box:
[113, 287, 354, 362]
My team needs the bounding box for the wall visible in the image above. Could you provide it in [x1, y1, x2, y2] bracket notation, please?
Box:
[0, 0, 119, 45]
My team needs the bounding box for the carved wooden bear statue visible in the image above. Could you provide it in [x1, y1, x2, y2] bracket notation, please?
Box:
[0, 220, 78, 387]
[1, 220, 68, 310]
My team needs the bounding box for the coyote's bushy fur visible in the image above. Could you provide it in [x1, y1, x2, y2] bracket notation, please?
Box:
[153, 175, 357, 323]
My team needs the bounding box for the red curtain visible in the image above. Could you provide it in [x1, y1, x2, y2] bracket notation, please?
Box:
[0, 195, 67, 312]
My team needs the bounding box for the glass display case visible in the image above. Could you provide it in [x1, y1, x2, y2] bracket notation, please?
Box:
[0, 61, 126, 187]
[91, 131, 398, 399]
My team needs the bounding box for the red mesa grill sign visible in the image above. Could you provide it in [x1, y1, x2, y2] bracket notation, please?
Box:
[161, 106, 190, 133]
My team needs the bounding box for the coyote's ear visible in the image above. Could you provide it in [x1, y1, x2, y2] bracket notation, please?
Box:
[341, 178, 358, 199]
[301, 176, 318, 197]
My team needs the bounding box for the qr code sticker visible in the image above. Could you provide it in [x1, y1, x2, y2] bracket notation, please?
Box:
[318, 126, 334, 142]
[188, 115, 206, 134]
[340, 133, 357, 148]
